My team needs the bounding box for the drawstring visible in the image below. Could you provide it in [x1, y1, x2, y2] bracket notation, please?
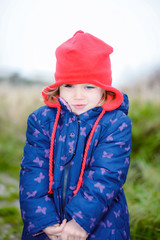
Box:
[48, 106, 106, 195]
[48, 104, 61, 194]
[73, 108, 106, 195]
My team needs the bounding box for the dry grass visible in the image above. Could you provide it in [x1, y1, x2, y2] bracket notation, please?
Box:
[0, 82, 46, 133]
[0, 81, 160, 239]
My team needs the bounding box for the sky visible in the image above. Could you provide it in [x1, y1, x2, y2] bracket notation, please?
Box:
[0, 0, 160, 86]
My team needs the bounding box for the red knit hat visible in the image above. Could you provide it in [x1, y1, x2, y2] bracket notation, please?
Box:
[44, 31, 124, 194]
[42, 30, 123, 111]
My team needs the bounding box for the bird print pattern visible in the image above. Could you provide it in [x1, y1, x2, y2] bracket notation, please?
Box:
[20, 94, 132, 239]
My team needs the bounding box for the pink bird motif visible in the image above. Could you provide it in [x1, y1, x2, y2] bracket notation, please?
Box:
[73, 211, 83, 219]
[94, 139, 98, 146]
[86, 157, 90, 165]
[21, 156, 24, 164]
[107, 220, 112, 228]
[34, 172, 45, 183]
[101, 168, 110, 175]
[88, 170, 95, 179]
[94, 182, 105, 193]
[27, 191, 37, 198]
[21, 170, 26, 175]
[60, 166, 64, 171]
[90, 156, 95, 166]
[59, 135, 66, 142]
[95, 124, 100, 132]
[106, 190, 114, 200]
[69, 185, 76, 191]
[22, 210, 26, 220]
[90, 218, 96, 228]
[114, 210, 120, 218]
[65, 118, 73, 126]
[106, 134, 113, 141]
[126, 205, 128, 214]
[44, 149, 50, 158]
[45, 195, 51, 201]
[33, 157, 44, 167]
[125, 144, 131, 151]
[121, 100, 125, 106]
[110, 118, 117, 124]
[57, 124, 63, 130]
[35, 206, 47, 215]
[33, 129, 40, 137]
[61, 155, 67, 162]
[83, 112, 89, 116]
[124, 230, 127, 238]
[68, 117, 73, 123]
[84, 192, 93, 201]
[115, 196, 119, 202]
[70, 161, 74, 166]
[32, 113, 37, 121]
[124, 157, 129, 165]
[19, 185, 24, 195]
[119, 122, 128, 131]
[100, 221, 106, 228]
[68, 141, 74, 151]
[42, 129, 50, 137]
[90, 234, 96, 238]
[80, 127, 86, 137]
[28, 222, 35, 232]
[115, 142, 125, 148]
[38, 120, 42, 127]
[102, 206, 108, 213]
[68, 195, 73, 203]
[60, 109, 65, 115]
[42, 109, 51, 116]
[102, 151, 113, 158]
[111, 229, 115, 235]
[118, 170, 122, 180]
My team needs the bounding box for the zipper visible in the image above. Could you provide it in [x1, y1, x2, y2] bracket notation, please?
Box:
[62, 162, 69, 219]
[62, 116, 80, 219]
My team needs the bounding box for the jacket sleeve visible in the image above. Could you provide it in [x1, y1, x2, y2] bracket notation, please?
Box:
[65, 113, 132, 233]
[19, 111, 60, 234]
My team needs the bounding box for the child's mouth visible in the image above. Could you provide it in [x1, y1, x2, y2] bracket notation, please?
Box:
[73, 104, 86, 109]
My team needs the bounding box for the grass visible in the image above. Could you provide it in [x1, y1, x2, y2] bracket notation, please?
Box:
[0, 84, 43, 240]
[124, 161, 160, 239]
[0, 83, 160, 239]
[126, 99, 160, 239]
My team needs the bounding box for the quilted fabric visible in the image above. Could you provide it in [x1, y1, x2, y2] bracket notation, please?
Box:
[19, 93, 132, 239]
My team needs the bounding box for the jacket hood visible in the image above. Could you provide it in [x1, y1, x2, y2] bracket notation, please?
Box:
[118, 93, 129, 115]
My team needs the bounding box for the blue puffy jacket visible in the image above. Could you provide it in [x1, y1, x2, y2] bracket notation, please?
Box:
[19, 93, 132, 239]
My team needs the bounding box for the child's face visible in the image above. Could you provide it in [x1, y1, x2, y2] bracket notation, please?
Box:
[59, 84, 104, 115]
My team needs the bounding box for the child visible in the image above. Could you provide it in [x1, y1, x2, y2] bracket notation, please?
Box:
[19, 30, 132, 240]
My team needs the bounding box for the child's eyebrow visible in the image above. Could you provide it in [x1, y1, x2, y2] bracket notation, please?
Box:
[85, 84, 95, 86]
[63, 84, 73, 86]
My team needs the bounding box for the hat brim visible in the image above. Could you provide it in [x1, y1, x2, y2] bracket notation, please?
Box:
[42, 79, 123, 111]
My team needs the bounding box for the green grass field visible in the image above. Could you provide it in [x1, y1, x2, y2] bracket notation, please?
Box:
[0, 84, 160, 239]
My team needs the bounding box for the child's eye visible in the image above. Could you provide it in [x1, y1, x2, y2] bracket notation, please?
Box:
[63, 84, 73, 88]
[85, 85, 95, 90]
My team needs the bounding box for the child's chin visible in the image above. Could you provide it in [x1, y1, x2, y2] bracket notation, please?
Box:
[72, 109, 86, 115]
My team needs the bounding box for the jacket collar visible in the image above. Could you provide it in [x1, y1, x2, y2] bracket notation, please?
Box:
[58, 97, 103, 121]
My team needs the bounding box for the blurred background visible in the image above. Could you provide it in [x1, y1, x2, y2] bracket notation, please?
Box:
[0, 0, 160, 239]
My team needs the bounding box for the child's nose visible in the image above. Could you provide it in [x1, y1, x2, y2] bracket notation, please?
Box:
[74, 88, 84, 99]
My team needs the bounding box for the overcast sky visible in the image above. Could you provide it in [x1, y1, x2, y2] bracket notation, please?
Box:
[0, 0, 160, 86]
